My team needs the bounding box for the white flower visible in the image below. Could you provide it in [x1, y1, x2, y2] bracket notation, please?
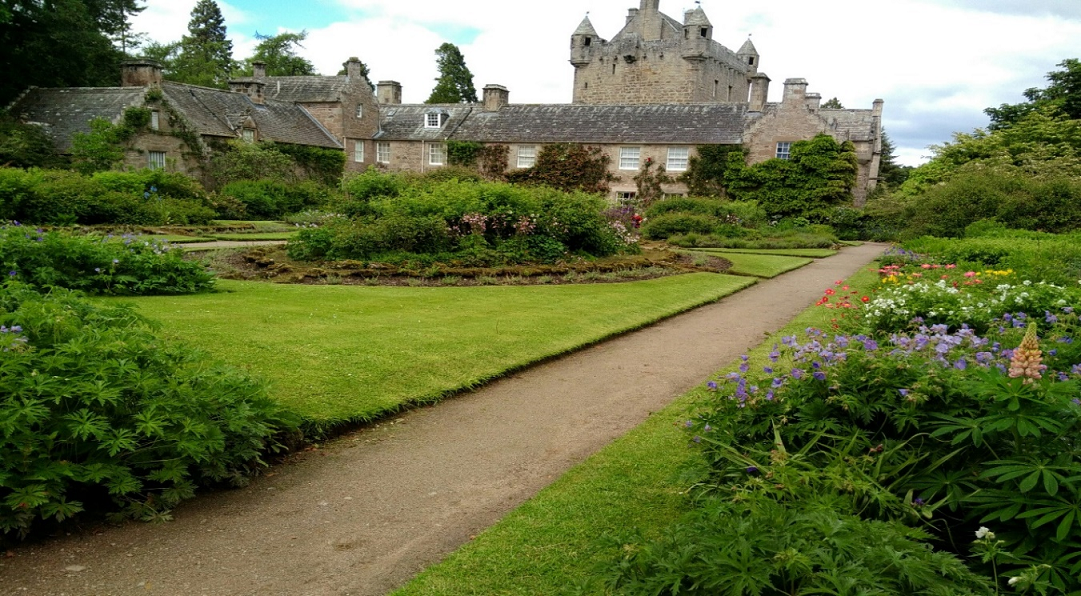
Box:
[975, 526, 991, 539]
[1008, 576, 1020, 586]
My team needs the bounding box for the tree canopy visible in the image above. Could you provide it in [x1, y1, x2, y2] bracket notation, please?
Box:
[171, 0, 234, 88]
[821, 97, 844, 110]
[426, 43, 477, 104]
[986, 59, 1081, 130]
[0, 0, 140, 104]
[241, 31, 316, 77]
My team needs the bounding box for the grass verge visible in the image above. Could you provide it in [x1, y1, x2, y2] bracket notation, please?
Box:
[391, 266, 880, 595]
[707, 252, 813, 278]
[687, 247, 837, 258]
[208, 232, 299, 241]
[111, 273, 753, 433]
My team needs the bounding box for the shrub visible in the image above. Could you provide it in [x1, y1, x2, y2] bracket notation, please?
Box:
[641, 213, 718, 240]
[218, 179, 327, 220]
[1, 224, 215, 295]
[0, 282, 297, 538]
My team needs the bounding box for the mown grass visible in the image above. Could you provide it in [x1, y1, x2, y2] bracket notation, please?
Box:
[688, 247, 837, 258]
[209, 220, 295, 232]
[208, 231, 299, 241]
[709, 252, 813, 278]
[392, 266, 880, 596]
[143, 234, 215, 243]
[113, 274, 753, 433]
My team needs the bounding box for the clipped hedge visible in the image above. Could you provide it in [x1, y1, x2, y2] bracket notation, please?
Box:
[218, 179, 330, 220]
[0, 282, 297, 539]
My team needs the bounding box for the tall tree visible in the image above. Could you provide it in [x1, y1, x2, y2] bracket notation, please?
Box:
[876, 129, 910, 188]
[240, 31, 316, 76]
[426, 42, 477, 104]
[821, 97, 844, 109]
[986, 59, 1081, 130]
[0, 0, 126, 105]
[171, 0, 233, 87]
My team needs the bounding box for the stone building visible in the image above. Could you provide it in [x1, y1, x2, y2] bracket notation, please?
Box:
[7, 0, 883, 203]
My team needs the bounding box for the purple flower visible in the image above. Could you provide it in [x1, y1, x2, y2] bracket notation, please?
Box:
[746, 466, 759, 474]
[706, 381, 717, 390]
[763, 366, 773, 374]
[1058, 372, 1069, 382]
[791, 368, 804, 380]
[975, 351, 993, 364]
[703, 424, 712, 432]
[898, 389, 910, 397]
[771, 378, 784, 389]
[813, 371, 826, 381]
[1046, 311, 1058, 324]
[913, 497, 925, 506]
[692, 436, 701, 443]
[954, 358, 967, 370]
[863, 339, 878, 351]
[1064, 307, 1075, 314]
[739, 362, 749, 373]
[765, 390, 774, 401]
[1049, 349, 1058, 356]
[684, 420, 693, 428]
[7, 271, 14, 277]
[11, 326, 21, 333]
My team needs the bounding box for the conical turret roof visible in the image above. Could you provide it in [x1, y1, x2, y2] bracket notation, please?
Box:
[684, 6, 711, 27]
[574, 16, 599, 36]
[738, 37, 758, 55]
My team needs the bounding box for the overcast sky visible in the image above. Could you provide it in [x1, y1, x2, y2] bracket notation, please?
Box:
[132, 0, 1081, 166]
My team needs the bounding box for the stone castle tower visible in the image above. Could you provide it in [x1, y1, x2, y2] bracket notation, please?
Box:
[570, 0, 760, 105]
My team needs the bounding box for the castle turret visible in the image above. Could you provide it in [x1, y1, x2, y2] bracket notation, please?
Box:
[737, 37, 759, 73]
[571, 16, 599, 67]
[681, 6, 712, 60]
[749, 72, 770, 111]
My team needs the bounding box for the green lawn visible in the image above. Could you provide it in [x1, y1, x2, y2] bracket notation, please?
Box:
[210, 220, 296, 232]
[142, 234, 215, 243]
[392, 267, 880, 595]
[114, 274, 753, 432]
[208, 231, 298, 241]
[713, 252, 814, 278]
[689, 247, 838, 258]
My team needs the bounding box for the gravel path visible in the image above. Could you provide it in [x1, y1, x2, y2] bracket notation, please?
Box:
[1, 243, 887, 596]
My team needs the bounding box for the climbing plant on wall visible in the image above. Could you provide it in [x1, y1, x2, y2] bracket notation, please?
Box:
[678, 144, 743, 198]
[505, 143, 615, 195]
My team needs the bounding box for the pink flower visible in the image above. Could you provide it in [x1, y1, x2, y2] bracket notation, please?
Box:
[921, 264, 932, 269]
[964, 271, 977, 278]
[945, 264, 957, 269]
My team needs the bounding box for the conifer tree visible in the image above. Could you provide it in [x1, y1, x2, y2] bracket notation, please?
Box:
[426, 43, 477, 104]
[172, 0, 233, 88]
[821, 97, 844, 109]
[243, 31, 316, 76]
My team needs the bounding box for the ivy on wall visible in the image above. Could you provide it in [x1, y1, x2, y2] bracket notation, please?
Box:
[677, 144, 743, 198]
[505, 143, 615, 195]
[446, 140, 483, 167]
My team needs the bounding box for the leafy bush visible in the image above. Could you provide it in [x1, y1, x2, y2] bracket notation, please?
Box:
[218, 179, 328, 219]
[291, 178, 634, 264]
[1, 224, 215, 295]
[901, 233, 1081, 286]
[641, 213, 718, 240]
[0, 168, 215, 225]
[0, 282, 297, 538]
[504, 143, 615, 195]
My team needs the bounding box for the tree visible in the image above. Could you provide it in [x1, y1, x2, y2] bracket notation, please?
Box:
[171, 0, 233, 88]
[986, 59, 1081, 130]
[821, 97, 844, 110]
[241, 31, 316, 77]
[877, 129, 910, 188]
[0, 0, 127, 105]
[426, 43, 477, 104]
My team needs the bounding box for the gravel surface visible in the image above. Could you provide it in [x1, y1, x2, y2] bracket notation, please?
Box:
[0, 243, 887, 596]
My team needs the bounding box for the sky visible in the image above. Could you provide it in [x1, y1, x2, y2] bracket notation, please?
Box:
[131, 0, 1081, 167]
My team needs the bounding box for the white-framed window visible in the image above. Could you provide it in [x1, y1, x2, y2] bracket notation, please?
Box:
[615, 191, 637, 201]
[425, 113, 441, 128]
[666, 147, 689, 172]
[619, 146, 640, 170]
[429, 143, 446, 166]
[377, 142, 390, 164]
[354, 140, 364, 163]
[356, 104, 363, 118]
[150, 111, 160, 130]
[241, 128, 255, 143]
[148, 151, 166, 170]
[517, 145, 537, 168]
[776, 141, 792, 160]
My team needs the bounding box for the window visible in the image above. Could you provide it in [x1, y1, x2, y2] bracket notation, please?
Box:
[356, 105, 363, 118]
[619, 147, 640, 170]
[517, 145, 537, 168]
[776, 142, 791, 160]
[584, 37, 591, 46]
[748, 56, 755, 66]
[377, 142, 390, 164]
[148, 151, 165, 170]
[241, 129, 255, 143]
[666, 147, 689, 172]
[615, 191, 637, 201]
[429, 143, 446, 166]
[425, 113, 441, 128]
[354, 141, 364, 163]
[150, 111, 159, 130]
[700, 27, 708, 38]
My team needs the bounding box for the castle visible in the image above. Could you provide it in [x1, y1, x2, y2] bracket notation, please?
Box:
[7, 0, 884, 203]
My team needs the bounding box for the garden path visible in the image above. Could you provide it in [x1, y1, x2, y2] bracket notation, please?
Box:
[1, 242, 887, 596]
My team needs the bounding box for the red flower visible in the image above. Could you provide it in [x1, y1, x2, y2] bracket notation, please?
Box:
[861, 296, 870, 303]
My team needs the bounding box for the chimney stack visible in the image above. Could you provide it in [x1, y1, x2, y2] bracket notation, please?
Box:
[748, 73, 770, 112]
[121, 60, 163, 87]
[805, 92, 821, 111]
[252, 61, 266, 78]
[483, 85, 509, 111]
[782, 78, 809, 106]
[377, 81, 402, 105]
[344, 57, 364, 84]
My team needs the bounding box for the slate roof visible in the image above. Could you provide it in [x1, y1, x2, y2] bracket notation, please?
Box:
[375, 105, 477, 142]
[161, 82, 341, 148]
[6, 87, 146, 151]
[573, 16, 599, 37]
[377, 103, 752, 145]
[262, 76, 350, 103]
[818, 109, 878, 142]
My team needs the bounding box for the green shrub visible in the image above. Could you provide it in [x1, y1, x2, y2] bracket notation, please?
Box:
[0, 282, 297, 538]
[1, 224, 215, 295]
[219, 179, 327, 220]
[641, 213, 718, 239]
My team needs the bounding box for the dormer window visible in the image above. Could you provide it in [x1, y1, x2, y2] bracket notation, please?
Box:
[425, 113, 441, 128]
[241, 128, 255, 143]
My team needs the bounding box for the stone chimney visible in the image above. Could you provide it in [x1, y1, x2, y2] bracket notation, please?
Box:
[749, 73, 770, 112]
[782, 78, 808, 106]
[377, 81, 402, 105]
[252, 61, 266, 78]
[229, 78, 266, 104]
[626, 8, 638, 25]
[121, 60, 162, 87]
[483, 84, 509, 112]
[344, 57, 364, 85]
[805, 92, 821, 110]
